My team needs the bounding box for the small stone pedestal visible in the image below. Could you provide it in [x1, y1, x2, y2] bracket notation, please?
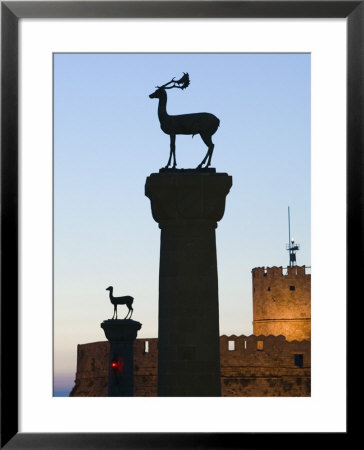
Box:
[101, 319, 142, 396]
[145, 169, 232, 396]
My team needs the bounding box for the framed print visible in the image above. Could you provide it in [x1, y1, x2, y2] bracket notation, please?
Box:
[1, 1, 355, 448]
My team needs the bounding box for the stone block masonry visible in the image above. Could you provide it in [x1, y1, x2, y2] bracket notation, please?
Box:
[70, 339, 158, 397]
[252, 266, 311, 341]
[145, 171, 232, 396]
[70, 335, 310, 397]
[220, 334, 310, 396]
[100, 319, 142, 396]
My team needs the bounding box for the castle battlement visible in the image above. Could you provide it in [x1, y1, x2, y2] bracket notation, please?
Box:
[70, 335, 311, 397]
[252, 265, 310, 279]
[220, 334, 310, 348]
[252, 265, 311, 341]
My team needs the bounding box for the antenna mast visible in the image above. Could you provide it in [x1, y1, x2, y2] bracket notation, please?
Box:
[286, 206, 300, 267]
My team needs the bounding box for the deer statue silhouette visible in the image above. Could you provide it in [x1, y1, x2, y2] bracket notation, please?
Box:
[149, 73, 220, 169]
[106, 286, 134, 320]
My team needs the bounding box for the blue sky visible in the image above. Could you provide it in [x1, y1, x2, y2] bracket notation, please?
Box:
[53, 53, 310, 396]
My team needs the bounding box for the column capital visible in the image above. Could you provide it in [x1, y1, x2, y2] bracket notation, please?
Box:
[101, 319, 142, 343]
[145, 171, 232, 227]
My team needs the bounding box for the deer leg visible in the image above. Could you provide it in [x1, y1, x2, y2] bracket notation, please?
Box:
[165, 150, 172, 168]
[206, 142, 214, 167]
[165, 135, 176, 168]
[129, 307, 133, 319]
[197, 134, 214, 168]
[171, 134, 176, 168]
[197, 150, 209, 169]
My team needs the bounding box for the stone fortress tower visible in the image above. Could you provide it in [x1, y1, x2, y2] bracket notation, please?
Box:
[252, 265, 311, 341]
[251, 206, 311, 342]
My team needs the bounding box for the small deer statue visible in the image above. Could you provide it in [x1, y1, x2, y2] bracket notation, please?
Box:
[106, 286, 134, 320]
[149, 73, 220, 169]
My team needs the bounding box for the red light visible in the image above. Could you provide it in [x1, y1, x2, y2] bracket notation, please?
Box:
[110, 358, 123, 372]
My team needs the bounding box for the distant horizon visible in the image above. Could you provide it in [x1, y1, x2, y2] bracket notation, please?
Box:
[53, 52, 310, 396]
[54, 389, 72, 397]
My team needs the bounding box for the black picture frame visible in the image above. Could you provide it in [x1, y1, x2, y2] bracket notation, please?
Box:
[1, 1, 354, 448]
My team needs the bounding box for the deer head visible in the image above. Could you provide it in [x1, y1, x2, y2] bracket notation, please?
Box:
[149, 72, 190, 98]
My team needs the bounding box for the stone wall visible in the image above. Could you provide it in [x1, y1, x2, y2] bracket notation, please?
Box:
[134, 338, 158, 396]
[252, 266, 311, 341]
[220, 334, 310, 396]
[70, 335, 310, 397]
[70, 341, 109, 397]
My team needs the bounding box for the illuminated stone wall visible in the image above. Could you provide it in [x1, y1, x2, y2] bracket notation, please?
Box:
[220, 334, 310, 396]
[252, 266, 311, 341]
[70, 335, 310, 397]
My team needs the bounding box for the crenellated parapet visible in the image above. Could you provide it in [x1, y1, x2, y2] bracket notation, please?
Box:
[252, 265, 310, 279]
[252, 266, 311, 341]
[220, 334, 310, 365]
[70, 335, 311, 397]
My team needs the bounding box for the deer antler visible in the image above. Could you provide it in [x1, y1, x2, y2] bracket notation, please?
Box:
[157, 73, 190, 90]
[173, 72, 190, 89]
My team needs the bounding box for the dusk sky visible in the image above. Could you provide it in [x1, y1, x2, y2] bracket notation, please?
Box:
[53, 53, 310, 396]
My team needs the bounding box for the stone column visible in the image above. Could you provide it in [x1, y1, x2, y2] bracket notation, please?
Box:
[101, 319, 142, 396]
[145, 170, 232, 396]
